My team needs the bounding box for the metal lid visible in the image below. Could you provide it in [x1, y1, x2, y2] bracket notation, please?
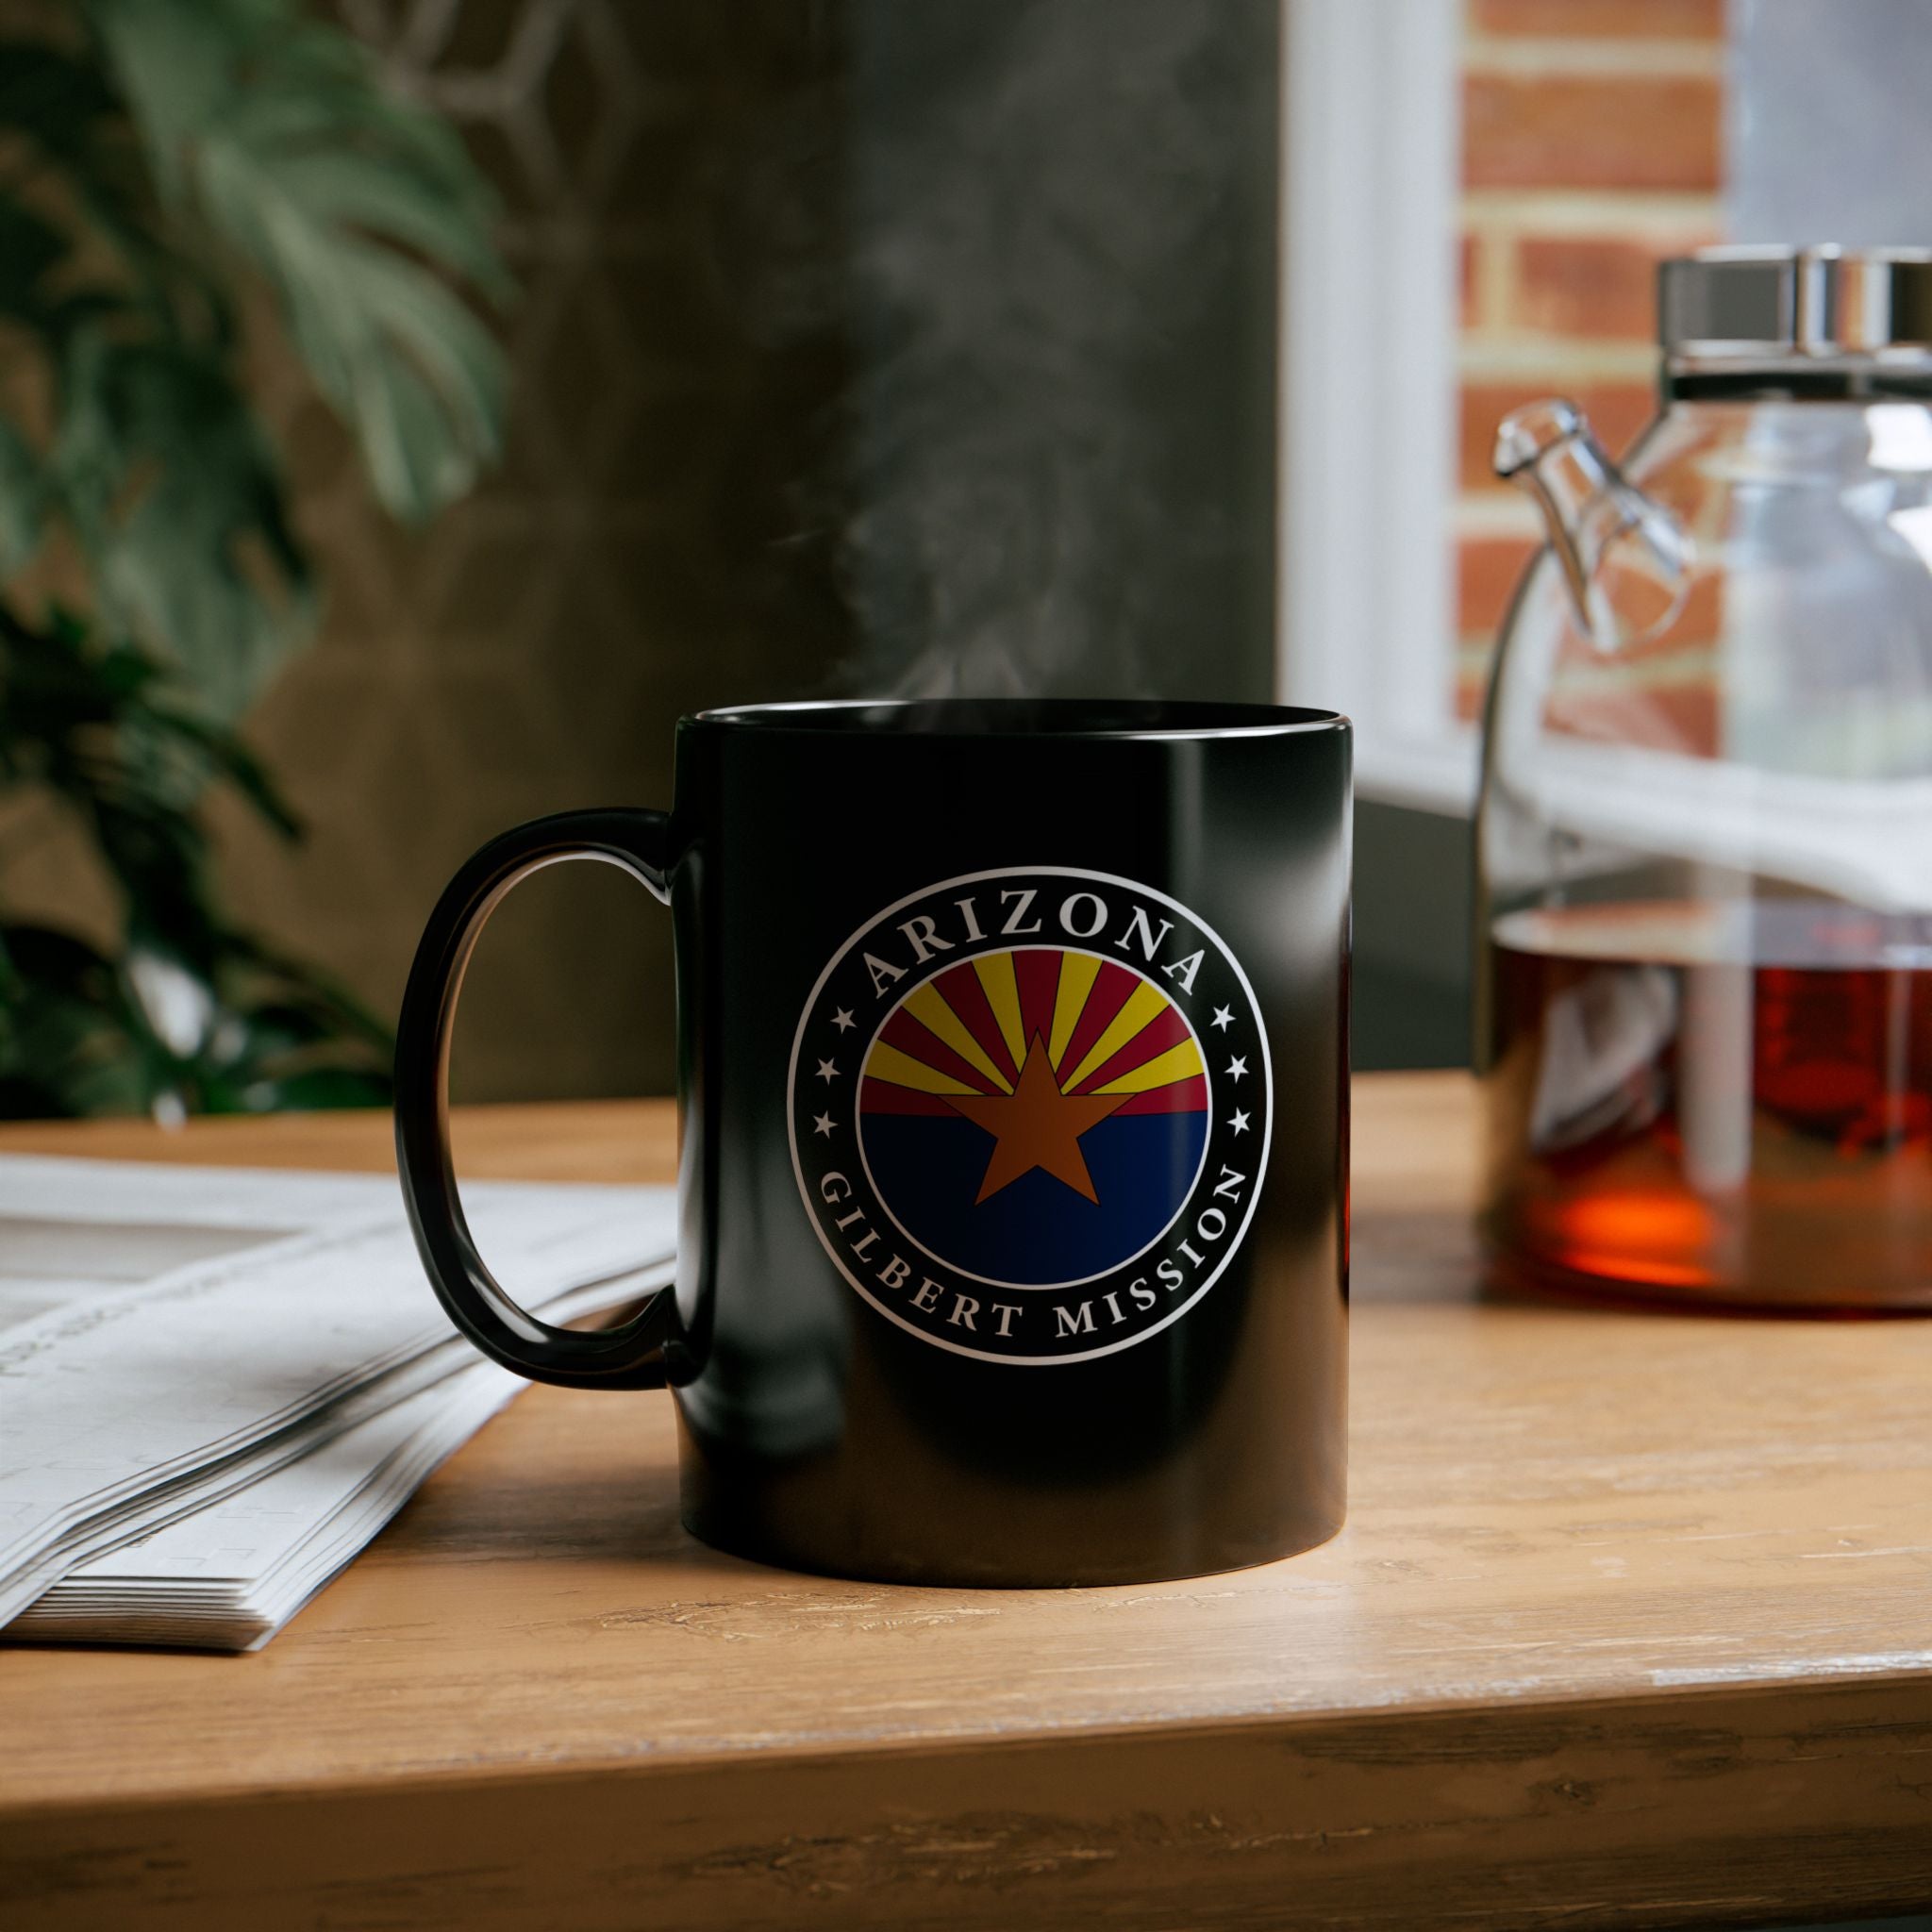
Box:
[1659, 246, 1932, 363]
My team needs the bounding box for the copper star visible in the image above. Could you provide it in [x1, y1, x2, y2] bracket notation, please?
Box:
[943, 1034, 1128, 1205]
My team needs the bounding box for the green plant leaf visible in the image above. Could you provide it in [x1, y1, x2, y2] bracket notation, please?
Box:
[50, 330, 313, 715]
[0, 35, 216, 338]
[90, 0, 509, 524]
[143, 702, 301, 837]
[230, 1066, 391, 1113]
[0, 0, 492, 1119]
[77, 0, 244, 202]
[0, 418, 43, 571]
[0, 923, 151, 1118]
[0, 197, 69, 325]
[0, 43, 122, 166]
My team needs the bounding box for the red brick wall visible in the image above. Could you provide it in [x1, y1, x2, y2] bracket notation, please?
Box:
[1454, 0, 1725, 720]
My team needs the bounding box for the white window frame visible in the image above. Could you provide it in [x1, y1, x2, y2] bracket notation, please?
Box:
[1276, 0, 1476, 815]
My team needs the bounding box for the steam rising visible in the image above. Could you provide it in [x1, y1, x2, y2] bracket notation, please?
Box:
[830, 0, 1276, 700]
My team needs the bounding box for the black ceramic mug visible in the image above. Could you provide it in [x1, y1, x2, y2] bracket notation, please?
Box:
[395, 699, 1350, 1587]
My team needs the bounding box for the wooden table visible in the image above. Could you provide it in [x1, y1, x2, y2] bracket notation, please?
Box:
[3, 1074, 1931, 1932]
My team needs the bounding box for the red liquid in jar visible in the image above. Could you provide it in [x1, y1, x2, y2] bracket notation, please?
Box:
[1483, 901, 1932, 1309]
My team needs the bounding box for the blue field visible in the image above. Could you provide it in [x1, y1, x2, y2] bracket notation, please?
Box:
[858, 1110, 1210, 1286]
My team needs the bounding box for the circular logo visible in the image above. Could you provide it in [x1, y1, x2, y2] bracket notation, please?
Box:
[788, 867, 1271, 1365]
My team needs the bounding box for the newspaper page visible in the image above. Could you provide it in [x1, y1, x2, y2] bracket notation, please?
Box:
[0, 1158, 675, 1633]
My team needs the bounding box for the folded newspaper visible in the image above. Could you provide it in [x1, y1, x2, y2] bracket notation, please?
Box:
[0, 1156, 675, 1651]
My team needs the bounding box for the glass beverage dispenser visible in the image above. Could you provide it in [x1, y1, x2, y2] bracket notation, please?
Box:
[1478, 246, 1932, 1310]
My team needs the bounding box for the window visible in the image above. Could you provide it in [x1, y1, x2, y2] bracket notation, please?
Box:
[1277, 0, 1726, 815]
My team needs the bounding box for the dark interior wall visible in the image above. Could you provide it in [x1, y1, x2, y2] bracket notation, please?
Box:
[218, 3, 858, 1106]
[1352, 801, 1471, 1072]
[205, 0, 1285, 1102]
[836, 0, 1280, 703]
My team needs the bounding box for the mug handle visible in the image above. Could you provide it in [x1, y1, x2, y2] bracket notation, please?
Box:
[394, 808, 679, 1390]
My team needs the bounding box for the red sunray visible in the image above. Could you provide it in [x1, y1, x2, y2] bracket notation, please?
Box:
[1068, 1004, 1192, 1094]
[1111, 1074, 1209, 1116]
[1054, 959, 1141, 1083]
[932, 959, 1020, 1083]
[1014, 948, 1061, 1053]
[877, 1007, 1004, 1094]
[859, 1081, 959, 1116]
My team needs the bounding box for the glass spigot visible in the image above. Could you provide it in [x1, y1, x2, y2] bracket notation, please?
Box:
[1494, 397, 1692, 650]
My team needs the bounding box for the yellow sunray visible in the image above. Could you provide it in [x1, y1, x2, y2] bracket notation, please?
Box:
[863, 1041, 981, 1097]
[1092, 1037, 1207, 1095]
[1060, 980, 1169, 1092]
[904, 981, 1013, 1093]
[973, 951, 1027, 1070]
[1047, 951, 1102, 1072]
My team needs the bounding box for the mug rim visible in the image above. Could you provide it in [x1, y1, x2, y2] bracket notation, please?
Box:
[689, 698, 1349, 741]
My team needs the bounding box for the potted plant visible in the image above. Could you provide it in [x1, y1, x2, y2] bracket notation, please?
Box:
[0, 0, 507, 1117]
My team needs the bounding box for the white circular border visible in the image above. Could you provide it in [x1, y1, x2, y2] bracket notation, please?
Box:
[786, 865, 1274, 1367]
[853, 943, 1212, 1293]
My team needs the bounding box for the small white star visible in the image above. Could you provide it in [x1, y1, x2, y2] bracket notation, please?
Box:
[1228, 1108, 1251, 1135]
[830, 1008, 856, 1033]
[816, 1058, 839, 1083]
[1210, 1005, 1234, 1031]
[812, 1112, 837, 1138]
[1225, 1055, 1248, 1081]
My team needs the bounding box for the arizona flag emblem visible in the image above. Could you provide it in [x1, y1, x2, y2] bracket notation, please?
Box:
[790, 867, 1271, 1364]
[862, 948, 1209, 1285]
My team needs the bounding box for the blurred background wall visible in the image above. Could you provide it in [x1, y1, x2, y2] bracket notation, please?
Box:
[215, 2, 853, 1106]
[208, 0, 1280, 1103]
[1729, 0, 1932, 249]
[14, 0, 1929, 1107]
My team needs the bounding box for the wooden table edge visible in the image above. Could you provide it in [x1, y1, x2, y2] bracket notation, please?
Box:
[8, 1671, 1932, 1930]
[8, 1659, 1932, 1824]
[8, 1079, 1932, 1930]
